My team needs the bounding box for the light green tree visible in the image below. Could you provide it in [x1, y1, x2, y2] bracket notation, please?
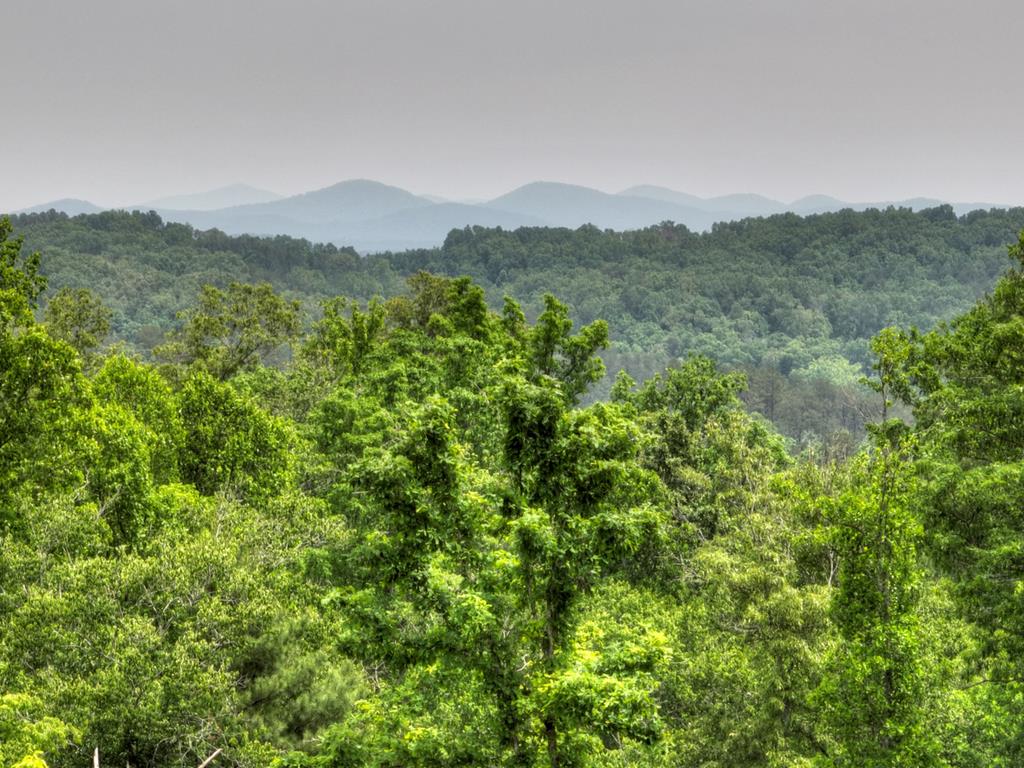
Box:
[43, 287, 112, 363]
[812, 442, 934, 767]
[157, 282, 301, 380]
[0, 693, 77, 768]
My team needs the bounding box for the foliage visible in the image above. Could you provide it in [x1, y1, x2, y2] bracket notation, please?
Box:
[0, 693, 77, 768]
[12, 205, 1024, 443]
[156, 282, 301, 381]
[881, 230, 1024, 745]
[177, 372, 293, 498]
[0, 216, 47, 329]
[1, 216, 1024, 767]
[812, 445, 932, 767]
[42, 287, 111, 362]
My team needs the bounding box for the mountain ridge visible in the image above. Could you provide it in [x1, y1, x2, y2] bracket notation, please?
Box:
[11, 180, 1015, 252]
[141, 183, 283, 211]
[16, 198, 104, 216]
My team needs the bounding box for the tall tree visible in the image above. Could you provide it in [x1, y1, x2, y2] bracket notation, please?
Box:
[43, 287, 112, 362]
[157, 282, 301, 380]
[889, 230, 1024, 748]
[0, 216, 47, 330]
[814, 441, 932, 767]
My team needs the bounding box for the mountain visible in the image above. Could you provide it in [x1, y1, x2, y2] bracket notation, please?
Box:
[890, 197, 946, 211]
[620, 186, 788, 215]
[141, 184, 282, 211]
[156, 180, 723, 250]
[222, 179, 432, 223]
[790, 194, 1000, 216]
[9, 181, 1015, 253]
[702, 193, 788, 215]
[14, 198, 104, 216]
[147, 181, 512, 250]
[146, 180, 1020, 251]
[158, 178, 431, 229]
[618, 185, 707, 209]
[152, 179, 438, 249]
[789, 194, 850, 214]
[626, 186, 1013, 219]
[346, 203, 549, 252]
[952, 201, 1007, 216]
[486, 181, 719, 231]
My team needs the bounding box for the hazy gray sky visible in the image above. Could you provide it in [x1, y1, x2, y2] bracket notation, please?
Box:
[4, 0, 1023, 210]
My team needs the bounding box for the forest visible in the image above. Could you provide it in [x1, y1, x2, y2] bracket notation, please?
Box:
[10, 204, 1024, 448]
[3, 210, 1024, 767]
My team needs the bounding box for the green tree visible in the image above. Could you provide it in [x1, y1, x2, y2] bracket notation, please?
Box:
[0, 221, 91, 517]
[176, 372, 293, 497]
[525, 294, 608, 404]
[499, 373, 664, 767]
[885, 230, 1024, 755]
[43, 287, 112, 362]
[0, 327, 89, 517]
[861, 327, 916, 422]
[813, 443, 932, 767]
[0, 216, 47, 330]
[157, 282, 301, 380]
[92, 354, 184, 485]
[301, 298, 387, 381]
[613, 359, 825, 767]
[307, 291, 669, 768]
[0, 694, 77, 768]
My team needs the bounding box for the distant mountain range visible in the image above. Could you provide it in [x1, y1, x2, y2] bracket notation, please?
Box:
[11, 180, 1014, 252]
[142, 184, 282, 211]
[17, 198, 106, 216]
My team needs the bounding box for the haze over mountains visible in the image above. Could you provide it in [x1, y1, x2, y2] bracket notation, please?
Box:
[12, 180, 1012, 253]
[142, 184, 282, 211]
[17, 198, 106, 217]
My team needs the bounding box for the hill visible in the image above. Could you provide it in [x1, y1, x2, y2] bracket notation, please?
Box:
[346, 202, 548, 253]
[141, 183, 283, 210]
[10, 181, 1017, 252]
[215, 178, 432, 223]
[486, 181, 720, 231]
[15, 198, 104, 216]
[150, 179, 436, 248]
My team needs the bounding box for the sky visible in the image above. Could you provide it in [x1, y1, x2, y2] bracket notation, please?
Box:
[3, 0, 1023, 211]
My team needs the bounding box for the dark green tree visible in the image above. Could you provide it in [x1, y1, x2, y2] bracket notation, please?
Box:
[177, 372, 293, 498]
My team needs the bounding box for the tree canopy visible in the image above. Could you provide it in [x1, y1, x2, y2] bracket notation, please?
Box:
[11, 204, 1024, 445]
[2, 215, 1024, 767]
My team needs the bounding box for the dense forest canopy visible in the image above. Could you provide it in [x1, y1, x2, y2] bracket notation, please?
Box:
[3, 214, 1024, 767]
[10, 204, 1024, 446]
